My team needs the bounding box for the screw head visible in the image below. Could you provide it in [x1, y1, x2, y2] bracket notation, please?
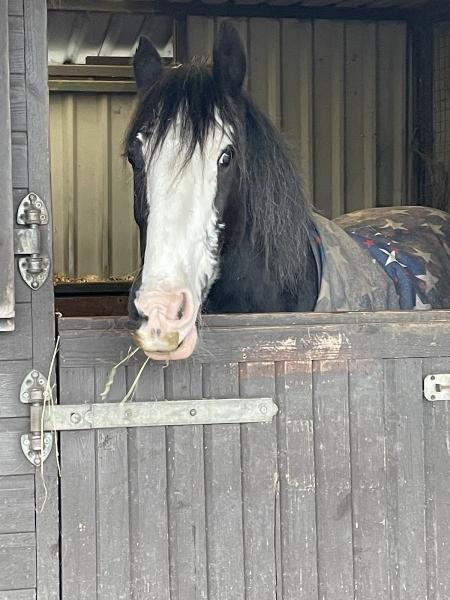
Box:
[190, 408, 197, 417]
[23, 438, 30, 446]
[70, 412, 81, 424]
[430, 375, 435, 381]
[259, 404, 268, 414]
[29, 193, 36, 201]
[431, 395, 436, 400]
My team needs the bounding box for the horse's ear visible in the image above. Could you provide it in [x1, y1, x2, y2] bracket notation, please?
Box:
[133, 36, 162, 91]
[213, 22, 246, 95]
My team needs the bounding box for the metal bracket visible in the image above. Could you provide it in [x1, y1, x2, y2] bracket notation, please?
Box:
[424, 374, 450, 401]
[15, 193, 50, 290]
[41, 398, 278, 431]
[20, 370, 53, 466]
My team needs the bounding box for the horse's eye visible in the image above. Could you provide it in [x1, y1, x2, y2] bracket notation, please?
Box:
[218, 148, 233, 168]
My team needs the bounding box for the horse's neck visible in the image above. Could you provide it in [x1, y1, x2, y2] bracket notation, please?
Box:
[204, 227, 319, 313]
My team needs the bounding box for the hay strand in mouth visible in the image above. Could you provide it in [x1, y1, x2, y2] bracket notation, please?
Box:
[121, 356, 151, 404]
[99, 346, 139, 401]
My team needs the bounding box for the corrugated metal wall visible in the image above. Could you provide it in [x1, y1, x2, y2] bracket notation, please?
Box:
[49, 17, 408, 279]
[50, 93, 138, 278]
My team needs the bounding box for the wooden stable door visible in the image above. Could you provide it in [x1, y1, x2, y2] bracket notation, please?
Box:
[54, 312, 450, 600]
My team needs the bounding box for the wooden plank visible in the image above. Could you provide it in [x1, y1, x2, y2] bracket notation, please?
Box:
[239, 362, 278, 599]
[94, 366, 131, 600]
[0, 418, 34, 476]
[248, 18, 281, 128]
[127, 363, 170, 600]
[0, 361, 32, 418]
[8, 15, 24, 75]
[24, 2, 58, 596]
[280, 19, 313, 198]
[8, 0, 24, 17]
[60, 368, 97, 600]
[313, 20, 344, 218]
[422, 357, 450, 599]
[10, 74, 27, 132]
[109, 94, 139, 278]
[60, 318, 450, 367]
[275, 361, 317, 599]
[376, 22, 406, 207]
[0, 475, 35, 534]
[344, 22, 376, 212]
[313, 359, 353, 599]
[0, 591, 35, 600]
[383, 358, 427, 599]
[164, 361, 208, 600]
[0, 0, 15, 321]
[202, 362, 245, 600]
[0, 533, 36, 590]
[11, 132, 28, 188]
[348, 359, 389, 599]
[57, 309, 450, 332]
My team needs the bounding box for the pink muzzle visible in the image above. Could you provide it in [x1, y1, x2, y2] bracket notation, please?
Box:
[133, 289, 198, 360]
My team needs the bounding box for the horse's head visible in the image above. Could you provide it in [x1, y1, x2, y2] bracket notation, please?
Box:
[125, 23, 247, 360]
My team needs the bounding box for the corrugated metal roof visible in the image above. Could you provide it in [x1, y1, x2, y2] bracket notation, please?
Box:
[48, 11, 173, 64]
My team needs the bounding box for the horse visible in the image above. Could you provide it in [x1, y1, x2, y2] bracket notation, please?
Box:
[124, 22, 450, 361]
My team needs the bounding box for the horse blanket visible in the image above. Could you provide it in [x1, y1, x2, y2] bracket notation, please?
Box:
[313, 206, 450, 312]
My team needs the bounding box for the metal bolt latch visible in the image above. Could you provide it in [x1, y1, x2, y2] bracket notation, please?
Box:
[16, 193, 50, 290]
[424, 374, 450, 401]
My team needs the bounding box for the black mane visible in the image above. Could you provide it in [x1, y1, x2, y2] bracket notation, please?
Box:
[125, 61, 313, 292]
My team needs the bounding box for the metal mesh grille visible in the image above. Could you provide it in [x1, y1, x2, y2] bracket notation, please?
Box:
[432, 23, 450, 210]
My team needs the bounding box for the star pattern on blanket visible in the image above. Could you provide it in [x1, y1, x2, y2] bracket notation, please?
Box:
[333, 206, 450, 310]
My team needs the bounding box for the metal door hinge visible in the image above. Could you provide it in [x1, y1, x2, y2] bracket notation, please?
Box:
[424, 374, 450, 401]
[20, 387, 277, 467]
[14, 193, 50, 290]
[20, 370, 53, 466]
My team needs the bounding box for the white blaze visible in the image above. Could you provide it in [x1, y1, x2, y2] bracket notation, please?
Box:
[137, 120, 232, 307]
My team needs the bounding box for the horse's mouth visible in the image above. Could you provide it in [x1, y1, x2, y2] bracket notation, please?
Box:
[134, 326, 198, 361]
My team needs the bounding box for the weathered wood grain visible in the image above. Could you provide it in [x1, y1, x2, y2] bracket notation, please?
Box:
[127, 363, 170, 600]
[384, 358, 427, 599]
[0, 304, 32, 362]
[0, 0, 15, 322]
[8, 15, 24, 75]
[422, 357, 450, 599]
[0, 361, 32, 418]
[0, 475, 35, 534]
[239, 362, 278, 600]
[164, 361, 208, 600]
[0, 533, 36, 590]
[60, 368, 97, 600]
[0, 418, 34, 476]
[348, 359, 389, 599]
[94, 366, 131, 600]
[202, 362, 245, 600]
[313, 359, 353, 599]
[10, 74, 26, 132]
[60, 318, 450, 367]
[24, 2, 58, 598]
[11, 131, 28, 188]
[8, 0, 24, 17]
[275, 361, 318, 599]
[0, 590, 35, 600]
[58, 310, 450, 332]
